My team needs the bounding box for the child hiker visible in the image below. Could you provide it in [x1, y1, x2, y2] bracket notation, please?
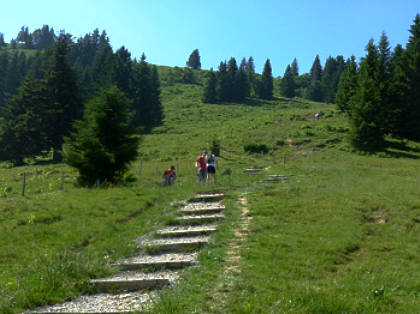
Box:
[162, 165, 176, 185]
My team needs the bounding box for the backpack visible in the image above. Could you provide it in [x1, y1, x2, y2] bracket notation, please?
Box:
[208, 154, 215, 163]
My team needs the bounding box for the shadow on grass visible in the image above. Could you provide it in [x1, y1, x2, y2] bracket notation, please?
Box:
[384, 140, 420, 159]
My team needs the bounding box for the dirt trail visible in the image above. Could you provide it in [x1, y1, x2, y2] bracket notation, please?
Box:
[210, 193, 252, 311]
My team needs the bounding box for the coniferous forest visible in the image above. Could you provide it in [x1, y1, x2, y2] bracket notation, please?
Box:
[0, 14, 419, 171]
[0, 27, 162, 177]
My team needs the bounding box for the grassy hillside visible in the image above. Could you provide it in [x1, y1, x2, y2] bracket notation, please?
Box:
[1, 77, 420, 313]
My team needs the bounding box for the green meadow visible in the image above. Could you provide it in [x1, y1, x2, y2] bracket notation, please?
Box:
[1, 75, 420, 313]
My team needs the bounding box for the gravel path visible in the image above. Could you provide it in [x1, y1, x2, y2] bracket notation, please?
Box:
[27, 291, 157, 313]
[25, 192, 224, 313]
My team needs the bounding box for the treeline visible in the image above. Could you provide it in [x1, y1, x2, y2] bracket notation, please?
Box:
[0, 27, 163, 165]
[203, 57, 274, 103]
[336, 14, 420, 150]
[201, 52, 345, 104]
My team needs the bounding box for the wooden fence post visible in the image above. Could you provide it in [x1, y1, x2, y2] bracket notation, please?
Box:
[138, 159, 143, 175]
[60, 172, 65, 190]
[22, 172, 26, 196]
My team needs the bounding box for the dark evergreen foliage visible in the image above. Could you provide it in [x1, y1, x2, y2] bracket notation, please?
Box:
[217, 61, 230, 101]
[306, 55, 323, 101]
[236, 58, 251, 100]
[203, 69, 218, 103]
[43, 34, 81, 160]
[0, 76, 47, 165]
[259, 59, 273, 99]
[0, 33, 6, 47]
[291, 58, 299, 76]
[246, 56, 256, 95]
[349, 40, 385, 151]
[335, 56, 358, 112]
[63, 86, 140, 186]
[186, 49, 201, 70]
[395, 14, 420, 140]
[280, 64, 295, 98]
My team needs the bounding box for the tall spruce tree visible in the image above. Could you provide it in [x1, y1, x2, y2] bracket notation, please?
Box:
[236, 57, 250, 100]
[397, 14, 420, 140]
[149, 65, 163, 126]
[186, 49, 201, 70]
[227, 57, 238, 101]
[0, 33, 6, 48]
[260, 58, 273, 99]
[377, 32, 393, 131]
[43, 34, 80, 160]
[203, 68, 218, 103]
[291, 58, 299, 76]
[217, 61, 229, 101]
[113, 46, 132, 97]
[387, 44, 407, 136]
[131, 53, 151, 129]
[0, 52, 8, 108]
[63, 86, 140, 186]
[246, 56, 256, 95]
[280, 64, 295, 98]
[349, 39, 384, 151]
[306, 55, 323, 101]
[335, 56, 358, 112]
[0, 76, 47, 165]
[321, 56, 339, 103]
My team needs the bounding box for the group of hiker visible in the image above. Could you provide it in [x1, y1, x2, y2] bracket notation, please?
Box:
[162, 149, 218, 185]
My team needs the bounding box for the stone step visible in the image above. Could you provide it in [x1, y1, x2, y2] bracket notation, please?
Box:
[176, 213, 224, 224]
[156, 225, 218, 237]
[243, 168, 263, 175]
[179, 206, 223, 215]
[138, 236, 210, 252]
[27, 291, 156, 313]
[115, 253, 197, 270]
[189, 193, 224, 202]
[90, 270, 177, 291]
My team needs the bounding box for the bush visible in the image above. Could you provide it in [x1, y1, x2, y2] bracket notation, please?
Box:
[210, 139, 221, 156]
[244, 143, 269, 154]
[63, 86, 140, 186]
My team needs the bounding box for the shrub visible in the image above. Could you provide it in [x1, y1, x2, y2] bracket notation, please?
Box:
[244, 143, 269, 154]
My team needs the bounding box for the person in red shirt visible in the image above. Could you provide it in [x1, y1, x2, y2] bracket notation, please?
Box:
[162, 166, 176, 185]
[196, 150, 208, 183]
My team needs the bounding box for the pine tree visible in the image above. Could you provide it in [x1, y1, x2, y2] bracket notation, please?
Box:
[90, 38, 114, 92]
[113, 46, 132, 97]
[349, 40, 384, 151]
[203, 68, 218, 103]
[0, 52, 8, 108]
[217, 61, 229, 101]
[259, 59, 273, 99]
[387, 44, 407, 136]
[0, 76, 47, 165]
[131, 53, 151, 129]
[306, 55, 323, 101]
[236, 58, 250, 100]
[43, 34, 80, 160]
[335, 56, 358, 112]
[377, 32, 393, 132]
[321, 56, 339, 103]
[186, 49, 201, 70]
[63, 86, 140, 186]
[280, 64, 295, 98]
[397, 14, 420, 140]
[246, 56, 256, 95]
[0, 33, 6, 48]
[150, 65, 163, 126]
[291, 58, 299, 76]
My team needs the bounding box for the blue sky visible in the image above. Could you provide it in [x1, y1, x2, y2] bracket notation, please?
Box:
[1, 1, 419, 76]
